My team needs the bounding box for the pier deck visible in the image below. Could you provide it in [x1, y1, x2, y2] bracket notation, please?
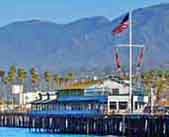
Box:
[0, 112, 168, 137]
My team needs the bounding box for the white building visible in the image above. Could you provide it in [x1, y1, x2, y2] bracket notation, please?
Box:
[84, 78, 149, 114]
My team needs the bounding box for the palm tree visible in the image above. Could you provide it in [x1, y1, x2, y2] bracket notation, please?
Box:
[0, 70, 5, 82]
[44, 71, 52, 90]
[64, 72, 75, 88]
[30, 67, 40, 90]
[16, 68, 27, 109]
[143, 70, 168, 104]
[67, 72, 75, 81]
[59, 77, 64, 89]
[17, 68, 27, 84]
[30, 67, 36, 76]
[155, 79, 166, 101]
[53, 74, 60, 89]
[2, 75, 12, 109]
[8, 65, 17, 84]
[143, 71, 155, 89]
[3, 65, 17, 107]
[164, 70, 169, 79]
[0, 69, 5, 99]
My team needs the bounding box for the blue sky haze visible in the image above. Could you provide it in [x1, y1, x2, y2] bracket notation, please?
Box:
[0, 0, 168, 26]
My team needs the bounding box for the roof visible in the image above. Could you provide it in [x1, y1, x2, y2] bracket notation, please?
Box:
[57, 96, 107, 103]
[31, 96, 108, 104]
[57, 88, 84, 91]
[30, 99, 41, 104]
[31, 99, 49, 104]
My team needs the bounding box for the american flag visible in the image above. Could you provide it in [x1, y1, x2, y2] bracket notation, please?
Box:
[112, 13, 129, 35]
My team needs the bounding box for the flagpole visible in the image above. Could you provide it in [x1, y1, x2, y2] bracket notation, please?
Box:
[129, 11, 133, 113]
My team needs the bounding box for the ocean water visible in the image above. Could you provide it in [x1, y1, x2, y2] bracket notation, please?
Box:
[0, 127, 118, 137]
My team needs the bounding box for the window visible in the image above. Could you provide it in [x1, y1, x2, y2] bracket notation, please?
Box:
[119, 102, 128, 110]
[110, 102, 117, 110]
[88, 104, 92, 110]
[112, 89, 119, 95]
[135, 102, 145, 110]
[135, 102, 138, 110]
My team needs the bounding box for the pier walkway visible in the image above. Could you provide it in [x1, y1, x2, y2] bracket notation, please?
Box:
[0, 112, 168, 137]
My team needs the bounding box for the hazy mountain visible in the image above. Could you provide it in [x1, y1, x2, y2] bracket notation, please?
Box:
[0, 4, 169, 73]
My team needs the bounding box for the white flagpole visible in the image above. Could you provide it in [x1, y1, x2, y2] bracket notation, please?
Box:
[129, 11, 133, 113]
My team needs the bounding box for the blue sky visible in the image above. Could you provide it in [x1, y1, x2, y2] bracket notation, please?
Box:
[0, 0, 168, 26]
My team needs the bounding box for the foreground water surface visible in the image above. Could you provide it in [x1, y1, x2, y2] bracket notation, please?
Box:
[0, 127, 119, 137]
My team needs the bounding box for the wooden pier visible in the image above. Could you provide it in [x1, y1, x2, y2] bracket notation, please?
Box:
[0, 113, 168, 136]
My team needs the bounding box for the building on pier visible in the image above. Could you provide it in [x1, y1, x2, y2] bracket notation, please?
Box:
[30, 77, 149, 115]
[84, 78, 148, 113]
[31, 96, 108, 115]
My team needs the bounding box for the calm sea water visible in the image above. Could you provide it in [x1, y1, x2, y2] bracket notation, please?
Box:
[0, 127, 119, 137]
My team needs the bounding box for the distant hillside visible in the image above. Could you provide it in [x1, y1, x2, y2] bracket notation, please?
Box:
[0, 4, 169, 73]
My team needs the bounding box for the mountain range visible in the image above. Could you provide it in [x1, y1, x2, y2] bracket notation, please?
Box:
[0, 3, 169, 73]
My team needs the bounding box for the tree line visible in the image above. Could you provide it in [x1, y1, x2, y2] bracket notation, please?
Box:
[142, 69, 169, 101]
[0, 65, 76, 90]
[1, 65, 168, 100]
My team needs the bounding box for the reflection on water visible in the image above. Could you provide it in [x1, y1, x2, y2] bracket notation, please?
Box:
[0, 127, 118, 137]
